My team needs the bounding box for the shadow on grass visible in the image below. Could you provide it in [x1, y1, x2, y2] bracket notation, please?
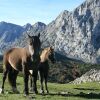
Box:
[75, 92, 100, 99]
[38, 92, 100, 99]
[74, 87, 100, 91]
[1, 91, 100, 99]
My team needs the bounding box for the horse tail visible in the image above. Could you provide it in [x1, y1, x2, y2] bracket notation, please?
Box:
[3, 53, 7, 70]
[3, 53, 13, 86]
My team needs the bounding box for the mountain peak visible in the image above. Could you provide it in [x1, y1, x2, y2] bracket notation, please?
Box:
[0, 21, 11, 26]
[86, 0, 96, 3]
[34, 22, 46, 27]
[59, 10, 71, 17]
[23, 23, 32, 30]
[33, 22, 46, 30]
[0, 21, 6, 24]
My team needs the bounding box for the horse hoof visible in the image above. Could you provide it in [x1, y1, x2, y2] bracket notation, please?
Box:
[0, 88, 4, 94]
[23, 92, 29, 97]
[34, 90, 38, 94]
[12, 88, 20, 94]
[15, 90, 20, 94]
[40, 90, 44, 94]
[30, 88, 33, 92]
[46, 90, 49, 94]
[23, 93, 29, 97]
[14, 90, 20, 94]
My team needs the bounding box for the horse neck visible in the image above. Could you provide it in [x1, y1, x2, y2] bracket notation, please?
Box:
[28, 45, 34, 56]
[40, 50, 49, 62]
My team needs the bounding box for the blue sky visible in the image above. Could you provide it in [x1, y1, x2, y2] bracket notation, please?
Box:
[0, 0, 85, 26]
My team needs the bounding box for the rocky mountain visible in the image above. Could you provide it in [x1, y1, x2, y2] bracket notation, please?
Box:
[0, 22, 46, 54]
[0, 21, 25, 43]
[40, 0, 100, 63]
[0, 21, 24, 54]
[0, 0, 100, 64]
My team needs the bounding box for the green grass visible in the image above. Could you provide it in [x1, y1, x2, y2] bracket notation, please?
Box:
[0, 73, 100, 100]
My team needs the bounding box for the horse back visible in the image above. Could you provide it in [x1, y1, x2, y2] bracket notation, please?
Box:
[3, 47, 31, 71]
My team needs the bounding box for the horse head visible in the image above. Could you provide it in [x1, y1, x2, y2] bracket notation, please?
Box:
[47, 46, 56, 64]
[28, 33, 41, 62]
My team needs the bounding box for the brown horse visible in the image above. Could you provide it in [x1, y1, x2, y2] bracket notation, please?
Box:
[1, 33, 41, 96]
[30, 47, 56, 94]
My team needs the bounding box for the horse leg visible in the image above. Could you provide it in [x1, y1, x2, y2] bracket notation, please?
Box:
[23, 71, 29, 96]
[39, 71, 44, 94]
[32, 70, 38, 94]
[22, 64, 29, 96]
[44, 73, 49, 94]
[12, 70, 19, 93]
[8, 67, 17, 93]
[1, 68, 8, 93]
[29, 75, 33, 92]
[43, 65, 49, 94]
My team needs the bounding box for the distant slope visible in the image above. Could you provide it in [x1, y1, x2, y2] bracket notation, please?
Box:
[0, 21, 46, 54]
[0, 21, 24, 43]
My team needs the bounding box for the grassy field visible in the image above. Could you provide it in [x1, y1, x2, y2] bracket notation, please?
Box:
[0, 73, 100, 100]
[0, 59, 100, 100]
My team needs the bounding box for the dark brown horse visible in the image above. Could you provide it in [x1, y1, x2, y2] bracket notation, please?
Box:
[1, 33, 41, 96]
[30, 47, 56, 94]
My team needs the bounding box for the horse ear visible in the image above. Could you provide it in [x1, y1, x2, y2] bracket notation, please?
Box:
[47, 47, 51, 51]
[50, 46, 54, 50]
[38, 33, 40, 38]
[28, 34, 31, 38]
[50, 46, 52, 49]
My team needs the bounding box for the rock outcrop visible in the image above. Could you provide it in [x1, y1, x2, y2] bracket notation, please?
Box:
[71, 69, 100, 84]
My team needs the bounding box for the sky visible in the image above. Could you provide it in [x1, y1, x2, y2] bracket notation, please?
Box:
[0, 0, 85, 26]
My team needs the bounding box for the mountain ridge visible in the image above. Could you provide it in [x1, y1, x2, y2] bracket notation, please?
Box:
[40, 0, 100, 63]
